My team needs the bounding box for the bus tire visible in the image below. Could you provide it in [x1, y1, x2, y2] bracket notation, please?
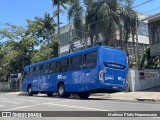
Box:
[27, 85, 33, 96]
[47, 92, 53, 97]
[57, 84, 70, 98]
[78, 92, 90, 99]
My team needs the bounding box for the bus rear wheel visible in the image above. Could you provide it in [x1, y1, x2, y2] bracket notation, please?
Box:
[57, 84, 70, 98]
[27, 86, 33, 96]
[78, 92, 90, 99]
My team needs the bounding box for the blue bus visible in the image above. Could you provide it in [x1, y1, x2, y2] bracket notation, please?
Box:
[22, 46, 128, 99]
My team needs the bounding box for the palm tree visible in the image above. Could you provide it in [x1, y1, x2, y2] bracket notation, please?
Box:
[27, 12, 56, 45]
[119, 1, 138, 67]
[68, 0, 83, 39]
[68, 0, 100, 46]
[68, 0, 137, 48]
[52, 0, 69, 55]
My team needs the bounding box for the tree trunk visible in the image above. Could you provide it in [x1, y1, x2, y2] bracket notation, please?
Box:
[57, 2, 60, 56]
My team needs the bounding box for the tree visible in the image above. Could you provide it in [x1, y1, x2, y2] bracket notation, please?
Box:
[0, 13, 58, 81]
[140, 48, 160, 69]
[68, 0, 138, 68]
[31, 40, 58, 63]
[68, 0, 98, 46]
[0, 24, 32, 75]
[118, 1, 138, 67]
[52, 0, 69, 55]
[26, 12, 56, 46]
[68, 0, 137, 48]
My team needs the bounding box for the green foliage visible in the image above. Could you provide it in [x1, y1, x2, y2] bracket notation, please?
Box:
[31, 40, 58, 63]
[140, 48, 160, 69]
[26, 12, 56, 45]
[67, 0, 137, 48]
[0, 13, 58, 81]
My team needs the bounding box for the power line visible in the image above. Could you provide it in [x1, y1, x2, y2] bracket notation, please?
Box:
[132, 0, 154, 9]
[143, 6, 160, 14]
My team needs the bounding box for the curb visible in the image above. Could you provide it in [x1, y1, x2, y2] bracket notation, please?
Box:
[136, 98, 160, 102]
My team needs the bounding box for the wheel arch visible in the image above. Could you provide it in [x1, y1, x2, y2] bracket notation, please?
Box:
[57, 81, 65, 87]
[27, 84, 32, 90]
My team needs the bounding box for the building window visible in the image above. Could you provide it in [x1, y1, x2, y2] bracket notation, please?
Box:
[149, 21, 160, 45]
[138, 21, 149, 37]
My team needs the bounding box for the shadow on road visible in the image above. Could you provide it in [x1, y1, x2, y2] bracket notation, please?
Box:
[16, 92, 111, 101]
[140, 85, 160, 92]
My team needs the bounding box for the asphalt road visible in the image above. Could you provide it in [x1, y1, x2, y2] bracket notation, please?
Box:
[0, 92, 160, 120]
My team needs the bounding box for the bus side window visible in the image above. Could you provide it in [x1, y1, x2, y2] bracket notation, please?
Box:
[50, 61, 58, 74]
[29, 67, 34, 77]
[83, 51, 97, 69]
[28, 68, 30, 78]
[70, 55, 83, 71]
[59, 59, 69, 72]
[22, 71, 27, 81]
[35, 66, 40, 76]
[33, 66, 36, 76]
[43, 64, 49, 74]
[39, 65, 43, 75]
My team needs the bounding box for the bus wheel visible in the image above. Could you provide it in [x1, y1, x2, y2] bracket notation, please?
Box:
[78, 92, 90, 99]
[47, 92, 53, 97]
[58, 84, 70, 98]
[27, 86, 33, 96]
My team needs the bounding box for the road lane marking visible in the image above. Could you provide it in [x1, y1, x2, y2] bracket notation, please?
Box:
[0, 105, 4, 107]
[0, 101, 23, 104]
[47, 103, 108, 111]
[20, 96, 58, 101]
[14, 99, 38, 102]
[6, 92, 21, 95]
[0, 98, 7, 100]
[2, 100, 73, 111]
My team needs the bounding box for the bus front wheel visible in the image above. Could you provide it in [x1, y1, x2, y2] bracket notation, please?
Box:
[78, 92, 90, 99]
[27, 86, 33, 96]
[57, 84, 70, 98]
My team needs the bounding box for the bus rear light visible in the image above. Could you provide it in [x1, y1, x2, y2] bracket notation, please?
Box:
[99, 70, 104, 82]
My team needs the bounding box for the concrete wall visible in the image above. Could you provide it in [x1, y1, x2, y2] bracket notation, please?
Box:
[0, 82, 10, 91]
[128, 69, 160, 91]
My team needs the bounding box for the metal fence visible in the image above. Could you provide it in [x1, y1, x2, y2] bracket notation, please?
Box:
[0, 80, 22, 91]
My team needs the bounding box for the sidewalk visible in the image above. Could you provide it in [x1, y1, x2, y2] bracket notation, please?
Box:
[91, 86, 160, 102]
[1, 86, 160, 102]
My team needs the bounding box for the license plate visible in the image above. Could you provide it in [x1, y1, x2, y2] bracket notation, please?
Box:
[113, 86, 118, 89]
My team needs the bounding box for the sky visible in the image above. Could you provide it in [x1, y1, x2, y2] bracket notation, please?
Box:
[0, 0, 160, 29]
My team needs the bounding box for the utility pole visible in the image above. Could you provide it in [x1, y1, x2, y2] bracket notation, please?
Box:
[136, 20, 140, 69]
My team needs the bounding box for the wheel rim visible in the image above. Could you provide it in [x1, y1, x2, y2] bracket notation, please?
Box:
[28, 87, 31, 94]
[59, 86, 64, 96]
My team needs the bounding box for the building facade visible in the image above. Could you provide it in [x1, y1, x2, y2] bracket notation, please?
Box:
[147, 13, 160, 56]
[59, 13, 149, 64]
